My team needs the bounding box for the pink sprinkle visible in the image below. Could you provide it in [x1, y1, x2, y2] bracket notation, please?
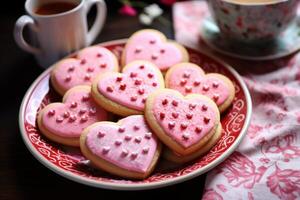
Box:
[185, 86, 192, 93]
[162, 99, 168, 105]
[134, 79, 142, 85]
[172, 112, 179, 118]
[204, 116, 210, 124]
[202, 105, 208, 111]
[186, 113, 193, 119]
[80, 59, 86, 65]
[97, 131, 105, 138]
[87, 67, 94, 72]
[130, 72, 137, 78]
[70, 102, 77, 108]
[63, 111, 70, 118]
[118, 127, 125, 133]
[142, 147, 149, 154]
[183, 71, 190, 78]
[130, 95, 137, 102]
[68, 65, 75, 72]
[168, 121, 175, 129]
[160, 49, 165, 54]
[79, 108, 87, 114]
[135, 47, 142, 53]
[48, 110, 55, 116]
[102, 147, 110, 154]
[82, 94, 89, 101]
[195, 126, 202, 133]
[134, 136, 142, 143]
[130, 151, 139, 158]
[182, 133, 190, 140]
[180, 79, 187, 86]
[106, 86, 113, 92]
[149, 39, 156, 44]
[65, 75, 71, 82]
[131, 152, 138, 159]
[181, 122, 188, 129]
[148, 73, 154, 78]
[133, 125, 140, 131]
[119, 83, 126, 90]
[203, 85, 210, 91]
[213, 81, 219, 88]
[189, 103, 196, 110]
[160, 112, 165, 119]
[100, 63, 106, 68]
[138, 88, 145, 95]
[125, 134, 132, 141]
[96, 53, 102, 57]
[80, 115, 88, 122]
[213, 94, 220, 102]
[69, 115, 76, 122]
[84, 74, 91, 80]
[172, 100, 178, 107]
[116, 76, 123, 82]
[151, 53, 158, 60]
[121, 149, 128, 157]
[56, 117, 63, 123]
[139, 65, 144, 69]
[152, 82, 157, 87]
[145, 132, 152, 139]
[194, 80, 201, 86]
[115, 140, 122, 146]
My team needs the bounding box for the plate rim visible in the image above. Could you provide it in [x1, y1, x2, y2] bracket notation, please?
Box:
[18, 39, 252, 190]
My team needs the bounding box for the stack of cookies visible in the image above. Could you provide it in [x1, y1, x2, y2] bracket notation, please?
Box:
[37, 29, 235, 179]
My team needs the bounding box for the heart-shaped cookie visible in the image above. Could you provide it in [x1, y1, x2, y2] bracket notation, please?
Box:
[121, 29, 189, 71]
[145, 89, 220, 156]
[92, 60, 164, 116]
[163, 123, 222, 164]
[51, 46, 119, 95]
[165, 63, 235, 112]
[80, 115, 161, 179]
[37, 86, 108, 146]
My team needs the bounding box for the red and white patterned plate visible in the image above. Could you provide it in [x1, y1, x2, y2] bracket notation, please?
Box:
[19, 39, 252, 190]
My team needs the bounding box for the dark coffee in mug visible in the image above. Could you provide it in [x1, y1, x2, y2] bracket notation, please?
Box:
[35, 2, 78, 15]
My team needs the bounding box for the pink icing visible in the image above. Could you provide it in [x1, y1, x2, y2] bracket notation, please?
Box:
[98, 62, 163, 110]
[152, 92, 217, 148]
[125, 31, 184, 71]
[85, 115, 158, 173]
[167, 64, 230, 106]
[53, 46, 117, 92]
[42, 89, 108, 137]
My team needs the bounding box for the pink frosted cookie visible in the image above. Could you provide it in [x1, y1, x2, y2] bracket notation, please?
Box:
[145, 89, 220, 156]
[51, 46, 119, 95]
[121, 29, 189, 72]
[163, 123, 222, 164]
[92, 60, 164, 116]
[37, 86, 108, 146]
[80, 115, 161, 179]
[165, 63, 235, 112]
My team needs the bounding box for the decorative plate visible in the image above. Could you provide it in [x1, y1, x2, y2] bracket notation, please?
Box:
[19, 39, 252, 190]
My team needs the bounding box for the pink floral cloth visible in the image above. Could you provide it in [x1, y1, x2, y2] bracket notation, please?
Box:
[173, 2, 300, 200]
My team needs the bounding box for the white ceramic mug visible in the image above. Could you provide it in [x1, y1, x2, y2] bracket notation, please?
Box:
[14, 0, 107, 68]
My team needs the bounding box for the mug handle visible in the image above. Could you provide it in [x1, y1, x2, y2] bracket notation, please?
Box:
[14, 15, 40, 54]
[85, 0, 107, 46]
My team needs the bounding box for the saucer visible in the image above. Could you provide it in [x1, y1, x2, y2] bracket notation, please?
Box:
[200, 16, 300, 61]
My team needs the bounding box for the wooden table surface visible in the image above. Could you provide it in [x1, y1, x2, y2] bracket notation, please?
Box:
[0, 1, 206, 199]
